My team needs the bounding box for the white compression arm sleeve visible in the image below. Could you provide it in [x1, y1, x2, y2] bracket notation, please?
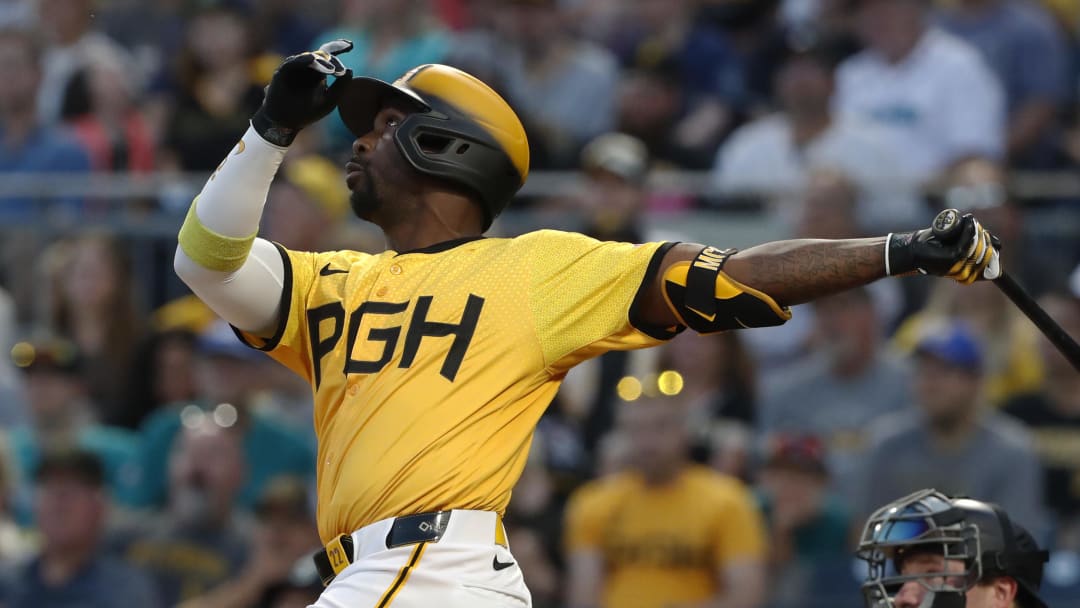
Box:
[174, 126, 289, 334]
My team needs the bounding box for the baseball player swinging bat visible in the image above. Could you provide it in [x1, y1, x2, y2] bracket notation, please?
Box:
[931, 208, 1080, 372]
[173, 37, 1019, 607]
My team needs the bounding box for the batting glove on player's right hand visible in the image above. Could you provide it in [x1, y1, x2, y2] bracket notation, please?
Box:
[252, 39, 353, 147]
[886, 209, 1001, 284]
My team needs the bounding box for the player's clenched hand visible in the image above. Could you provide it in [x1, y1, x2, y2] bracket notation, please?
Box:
[252, 39, 354, 146]
[886, 209, 1001, 284]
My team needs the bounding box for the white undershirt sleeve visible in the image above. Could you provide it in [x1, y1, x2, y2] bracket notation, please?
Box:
[173, 126, 291, 334]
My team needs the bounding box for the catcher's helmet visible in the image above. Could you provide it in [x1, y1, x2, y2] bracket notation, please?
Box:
[336, 64, 529, 230]
[856, 489, 1049, 608]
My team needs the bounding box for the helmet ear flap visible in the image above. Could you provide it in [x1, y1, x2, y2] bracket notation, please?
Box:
[393, 115, 522, 230]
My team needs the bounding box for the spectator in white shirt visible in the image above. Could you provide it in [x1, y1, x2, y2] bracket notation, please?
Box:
[711, 37, 924, 232]
[834, 0, 1006, 184]
[739, 169, 906, 389]
[448, 0, 619, 169]
[938, 0, 1070, 169]
[36, 0, 139, 124]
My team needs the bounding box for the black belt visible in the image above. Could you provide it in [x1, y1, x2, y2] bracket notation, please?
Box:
[313, 511, 455, 587]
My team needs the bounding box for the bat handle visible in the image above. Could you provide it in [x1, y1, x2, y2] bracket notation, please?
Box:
[931, 208, 964, 243]
[930, 208, 1002, 280]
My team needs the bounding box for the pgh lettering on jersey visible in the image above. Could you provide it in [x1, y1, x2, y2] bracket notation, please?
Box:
[305, 292, 484, 385]
[234, 230, 677, 542]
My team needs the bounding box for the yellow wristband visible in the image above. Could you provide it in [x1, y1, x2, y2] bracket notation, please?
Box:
[177, 197, 258, 272]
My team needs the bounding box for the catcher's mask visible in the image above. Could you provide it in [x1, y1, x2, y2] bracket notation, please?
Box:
[336, 64, 529, 231]
[856, 489, 1048, 608]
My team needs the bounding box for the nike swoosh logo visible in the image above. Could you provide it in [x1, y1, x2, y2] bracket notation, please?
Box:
[492, 556, 515, 571]
[686, 305, 716, 322]
[319, 263, 349, 276]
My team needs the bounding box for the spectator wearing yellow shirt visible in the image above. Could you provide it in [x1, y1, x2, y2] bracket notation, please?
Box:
[564, 392, 767, 608]
[892, 158, 1046, 405]
[892, 279, 1043, 406]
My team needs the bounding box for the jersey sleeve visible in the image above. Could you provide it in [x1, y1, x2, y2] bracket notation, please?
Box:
[232, 244, 369, 384]
[712, 480, 768, 565]
[524, 230, 678, 373]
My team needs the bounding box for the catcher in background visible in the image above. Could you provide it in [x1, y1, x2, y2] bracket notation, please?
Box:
[856, 489, 1049, 608]
[174, 39, 1003, 608]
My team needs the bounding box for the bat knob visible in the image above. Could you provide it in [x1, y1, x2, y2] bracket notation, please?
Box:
[932, 208, 963, 243]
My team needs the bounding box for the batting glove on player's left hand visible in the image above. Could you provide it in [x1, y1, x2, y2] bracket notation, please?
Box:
[886, 209, 1002, 284]
[252, 39, 353, 147]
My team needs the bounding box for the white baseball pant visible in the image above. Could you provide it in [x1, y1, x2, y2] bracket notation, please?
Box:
[309, 510, 531, 607]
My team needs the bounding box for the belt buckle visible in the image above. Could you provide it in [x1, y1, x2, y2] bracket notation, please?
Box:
[386, 511, 452, 548]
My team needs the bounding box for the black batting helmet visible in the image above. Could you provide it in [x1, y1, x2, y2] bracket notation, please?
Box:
[336, 64, 530, 230]
[856, 489, 1049, 608]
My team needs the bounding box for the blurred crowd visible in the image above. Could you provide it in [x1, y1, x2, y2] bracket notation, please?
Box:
[0, 0, 1079, 606]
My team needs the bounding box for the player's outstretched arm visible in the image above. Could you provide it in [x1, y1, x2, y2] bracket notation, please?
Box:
[636, 211, 999, 331]
[174, 41, 353, 335]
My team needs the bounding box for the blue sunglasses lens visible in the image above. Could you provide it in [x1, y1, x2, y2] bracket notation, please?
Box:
[873, 518, 931, 543]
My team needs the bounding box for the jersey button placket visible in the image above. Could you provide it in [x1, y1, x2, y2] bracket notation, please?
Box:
[377, 262, 401, 297]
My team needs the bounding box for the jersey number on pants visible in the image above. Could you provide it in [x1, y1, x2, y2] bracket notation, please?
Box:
[307, 294, 485, 387]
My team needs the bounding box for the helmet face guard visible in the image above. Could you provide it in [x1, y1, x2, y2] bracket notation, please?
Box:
[857, 489, 983, 608]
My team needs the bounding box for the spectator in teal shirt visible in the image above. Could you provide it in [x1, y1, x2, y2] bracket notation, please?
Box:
[6, 339, 141, 524]
[131, 320, 314, 510]
[755, 433, 854, 606]
[756, 434, 852, 563]
[311, 0, 448, 150]
[116, 422, 252, 606]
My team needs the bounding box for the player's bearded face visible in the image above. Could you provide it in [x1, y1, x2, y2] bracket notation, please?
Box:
[347, 158, 382, 220]
[348, 108, 396, 221]
[348, 147, 411, 221]
[347, 131, 421, 223]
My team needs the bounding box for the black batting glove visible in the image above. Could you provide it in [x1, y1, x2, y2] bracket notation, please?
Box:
[887, 210, 1001, 284]
[252, 39, 354, 147]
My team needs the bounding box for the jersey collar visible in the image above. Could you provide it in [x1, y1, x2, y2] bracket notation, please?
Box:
[393, 236, 486, 256]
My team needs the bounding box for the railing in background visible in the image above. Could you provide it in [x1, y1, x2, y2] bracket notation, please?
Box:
[0, 170, 1076, 244]
[0, 169, 1079, 200]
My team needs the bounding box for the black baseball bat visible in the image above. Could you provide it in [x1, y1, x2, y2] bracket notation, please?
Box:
[931, 209, 1080, 372]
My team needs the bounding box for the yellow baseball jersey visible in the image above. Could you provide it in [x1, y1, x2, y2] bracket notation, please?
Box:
[564, 465, 767, 608]
[235, 230, 677, 541]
